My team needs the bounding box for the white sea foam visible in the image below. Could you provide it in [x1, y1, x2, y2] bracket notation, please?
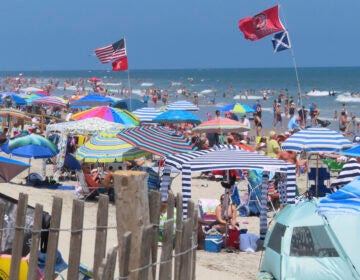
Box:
[336, 92, 360, 103]
[233, 95, 263, 100]
[306, 90, 332, 97]
[140, 82, 154, 87]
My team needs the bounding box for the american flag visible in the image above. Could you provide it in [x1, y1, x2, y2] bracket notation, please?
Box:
[94, 38, 127, 64]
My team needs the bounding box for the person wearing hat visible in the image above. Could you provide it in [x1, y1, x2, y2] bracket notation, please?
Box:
[266, 131, 280, 158]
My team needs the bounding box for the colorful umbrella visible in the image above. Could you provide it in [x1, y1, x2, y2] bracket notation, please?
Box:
[153, 110, 201, 124]
[113, 99, 147, 112]
[192, 118, 251, 134]
[166, 100, 199, 111]
[88, 77, 101, 83]
[75, 134, 149, 163]
[69, 94, 114, 108]
[71, 106, 140, 127]
[117, 126, 197, 157]
[132, 107, 162, 122]
[32, 96, 68, 108]
[219, 103, 255, 114]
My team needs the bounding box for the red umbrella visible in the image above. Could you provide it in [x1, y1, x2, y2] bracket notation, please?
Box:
[89, 77, 101, 83]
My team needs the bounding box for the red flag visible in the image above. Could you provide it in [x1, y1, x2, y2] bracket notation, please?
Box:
[112, 56, 128, 71]
[238, 5, 284, 41]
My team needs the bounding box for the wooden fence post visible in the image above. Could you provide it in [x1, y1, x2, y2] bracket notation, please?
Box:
[0, 202, 5, 250]
[166, 192, 175, 220]
[159, 219, 174, 280]
[174, 193, 183, 280]
[98, 246, 118, 280]
[191, 208, 198, 280]
[93, 195, 109, 277]
[113, 170, 150, 280]
[43, 197, 62, 280]
[119, 232, 132, 280]
[149, 191, 161, 279]
[179, 219, 193, 280]
[27, 204, 43, 280]
[138, 225, 153, 280]
[67, 199, 84, 280]
[9, 193, 28, 280]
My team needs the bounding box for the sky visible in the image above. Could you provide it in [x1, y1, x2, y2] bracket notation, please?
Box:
[1, 0, 360, 71]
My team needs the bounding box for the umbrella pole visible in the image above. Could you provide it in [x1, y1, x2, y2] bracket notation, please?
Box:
[28, 158, 31, 180]
[316, 154, 319, 197]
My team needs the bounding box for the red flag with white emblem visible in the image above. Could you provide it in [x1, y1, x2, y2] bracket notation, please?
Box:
[112, 56, 128, 71]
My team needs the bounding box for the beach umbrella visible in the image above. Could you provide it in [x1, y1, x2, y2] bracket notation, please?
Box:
[219, 103, 255, 114]
[318, 176, 360, 215]
[281, 127, 353, 153]
[113, 99, 147, 112]
[132, 107, 162, 122]
[0, 155, 30, 182]
[75, 134, 149, 163]
[153, 110, 201, 124]
[20, 87, 43, 93]
[329, 158, 360, 191]
[340, 144, 360, 157]
[88, 77, 101, 83]
[69, 94, 114, 108]
[22, 93, 43, 104]
[166, 100, 199, 111]
[32, 96, 68, 108]
[64, 153, 81, 170]
[117, 126, 197, 157]
[192, 118, 251, 134]
[2, 92, 27, 106]
[71, 106, 140, 127]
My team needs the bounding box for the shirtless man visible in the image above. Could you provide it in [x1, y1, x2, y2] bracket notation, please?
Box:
[277, 150, 308, 176]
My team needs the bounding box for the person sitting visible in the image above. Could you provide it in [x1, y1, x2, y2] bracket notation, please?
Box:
[213, 194, 239, 233]
[82, 164, 113, 195]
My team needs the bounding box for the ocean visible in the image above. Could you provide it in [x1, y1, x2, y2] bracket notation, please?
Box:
[2, 67, 360, 129]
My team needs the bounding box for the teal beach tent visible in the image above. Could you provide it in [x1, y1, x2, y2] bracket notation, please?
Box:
[259, 200, 360, 279]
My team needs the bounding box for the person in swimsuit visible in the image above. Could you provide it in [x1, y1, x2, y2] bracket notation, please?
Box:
[213, 194, 239, 233]
[253, 112, 262, 137]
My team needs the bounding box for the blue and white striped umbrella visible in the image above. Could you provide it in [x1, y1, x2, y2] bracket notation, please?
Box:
[330, 158, 360, 190]
[281, 127, 353, 153]
[132, 107, 162, 122]
[166, 100, 199, 111]
[318, 176, 360, 215]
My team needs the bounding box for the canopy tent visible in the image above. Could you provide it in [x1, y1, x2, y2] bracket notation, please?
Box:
[45, 118, 126, 180]
[163, 145, 296, 239]
[260, 200, 360, 279]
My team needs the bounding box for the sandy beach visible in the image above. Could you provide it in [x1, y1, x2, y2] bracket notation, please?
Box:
[0, 125, 312, 279]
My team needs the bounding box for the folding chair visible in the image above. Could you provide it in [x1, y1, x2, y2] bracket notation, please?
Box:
[75, 170, 106, 201]
[308, 167, 331, 197]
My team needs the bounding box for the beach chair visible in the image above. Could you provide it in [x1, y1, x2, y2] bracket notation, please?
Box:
[308, 167, 331, 197]
[75, 170, 106, 201]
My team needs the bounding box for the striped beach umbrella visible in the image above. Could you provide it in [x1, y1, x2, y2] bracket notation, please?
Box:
[71, 106, 140, 127]
[117, 126, 197, 157]
[166, 100, 199, 111]
[192, 118, 251, 134]
[330, 158, 360, 190]
[281, 127, 353, 153]
[153, 110, 201, 124]
[318, 176, 360, 215]
[32, 96, 68, 108]
[75, 134, 148, 163]
[132, 107, 162, 122]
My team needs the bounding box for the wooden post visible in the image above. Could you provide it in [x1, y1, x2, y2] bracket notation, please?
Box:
[149, 191, 161, 279]
[191, 208, 198, 280]
[166, 191, 175, 220]
[138, 225, 153, 280]
[98, 246, 118, 280]
[159, 219, 174, 280]
[179, 219, 193, 280]
[174, 193, 183, 280]
[119, 232, 132, 280]
[113, 170, 150, 280]
[93, 195, 109, 277]
[9, 193, 28, 280]
[27, 204, 43, 280]
[0, 202, 5, 253]
[67, 199, 84, 280]
[44, 197, 62, 280]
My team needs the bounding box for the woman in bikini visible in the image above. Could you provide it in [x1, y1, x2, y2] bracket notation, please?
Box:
[213, 194, 239, 233]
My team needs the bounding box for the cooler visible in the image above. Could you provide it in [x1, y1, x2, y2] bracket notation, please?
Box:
[204, 235, 223, 253]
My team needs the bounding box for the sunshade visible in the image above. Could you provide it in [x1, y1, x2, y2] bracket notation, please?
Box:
[64, 153, 81, 170]
[113, 99, 147, 111]
[281, 127, 353, 153]
[318, 177, 360, 215]
[166, 100, 199, 111]
[329, 158, 360, 190]
[3, 92, 27, 106]
[88, 77, 101, 83]
[0, 155, 30, 182]
[69, 94, 114, 108]
[32, 96, 68, 108]
[340, 144, 360, 157]
[75, 134, 149, 163]
[71, 106, 140, 127]
[132, 107, 162, 122]
[2, 134, 59, 159]
[219, 103, 255, 114]
[46, 117, 125, 135]
[192, 118, 251, 134]
[153, 110, 201, 124]
[117, 126, 197, 157]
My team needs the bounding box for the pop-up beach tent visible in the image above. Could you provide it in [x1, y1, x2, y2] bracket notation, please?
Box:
[163, 145, 296, 239]
[260, 199, 360, 279]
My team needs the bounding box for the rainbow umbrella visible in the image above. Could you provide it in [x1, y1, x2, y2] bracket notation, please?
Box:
[192, 118, 251, 134]
[71, 106, 140, 127]
[75, 134, 149, 163]
[219, 103, 255, 114]
[117, 126, 197, 157]
[32, 96, 68, 108]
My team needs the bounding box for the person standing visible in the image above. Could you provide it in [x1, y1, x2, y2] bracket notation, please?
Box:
[266, 131, 280, 158]
[253, 112, 262, 137]
[339, 111, 351, 134]
[239, 114, 251, 143]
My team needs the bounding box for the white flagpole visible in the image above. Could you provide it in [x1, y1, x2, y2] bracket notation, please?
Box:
[124, 38, 132, 111]
[277, 4, 303, 109]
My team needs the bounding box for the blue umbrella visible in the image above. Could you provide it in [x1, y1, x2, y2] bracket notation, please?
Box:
[318, 177, 360, 215]
[64, 153, 81, 170]
[340, 144, 360, 157]
[70, 94, 114, 108]
[113, 99, 147, 111]
[0, 155, 30, 182]
[153, 110, 201, 124]
[3, 92, 27, 106]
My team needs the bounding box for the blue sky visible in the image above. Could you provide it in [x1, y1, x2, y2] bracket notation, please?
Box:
[1, 0, 359, 70]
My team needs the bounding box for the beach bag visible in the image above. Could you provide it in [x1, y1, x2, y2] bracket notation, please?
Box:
[223, 230, 240, 249]
[27, 173, 43, 186]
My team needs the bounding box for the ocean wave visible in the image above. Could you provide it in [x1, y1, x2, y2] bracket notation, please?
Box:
[336, 93, 360, 103]
[140, 82, 154, 87]
[233, 95, 264, 100]
[306, 90, 333, 97]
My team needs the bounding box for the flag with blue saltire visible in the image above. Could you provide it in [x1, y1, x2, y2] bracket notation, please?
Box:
[272, 31, 291, 53]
